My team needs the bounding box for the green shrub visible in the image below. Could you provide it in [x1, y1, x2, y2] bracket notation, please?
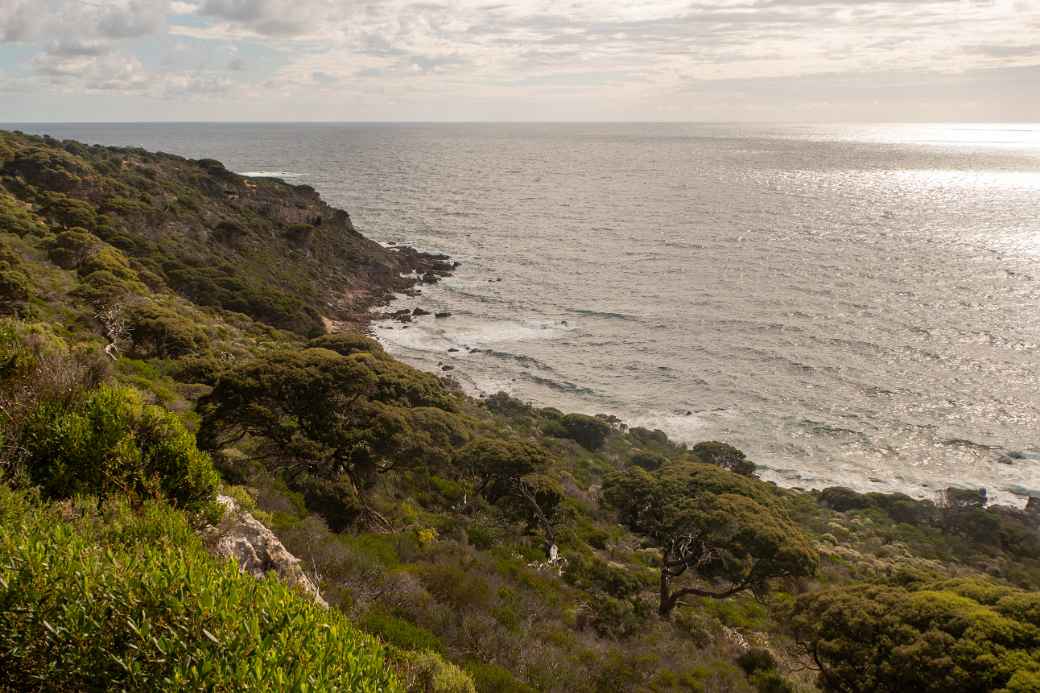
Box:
[364, 610, 444, 653]
[0, 486, 399, 692]
[629, 450, 667, 471]
[0, 269, 31, 315]
[464, 661, 536, 693]
[691, 441, 756, 476]
[125, 301, 208, 358]
[20, 384, 218, 510]
[0, 190, 46, 236]
[310, 331, 386, 357]
[46, 227, 100, 269]
[544, 413, 611, 450]
[392, 650, 475, 693]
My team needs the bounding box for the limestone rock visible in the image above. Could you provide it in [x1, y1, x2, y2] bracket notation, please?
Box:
[203, 495, 327, 607]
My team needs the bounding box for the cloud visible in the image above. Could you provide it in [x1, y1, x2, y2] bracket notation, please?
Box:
[2, 0, 1040, 119]
[0, 0, 42, 42]
[98, 0, 169, 38]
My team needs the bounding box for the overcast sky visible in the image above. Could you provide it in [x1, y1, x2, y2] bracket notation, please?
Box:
[1, 0, 1038, 121]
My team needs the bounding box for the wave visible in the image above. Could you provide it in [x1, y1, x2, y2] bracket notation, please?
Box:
[523, 373, 596, 396]
[238, 170, 304, 178]
[569, 308, 636, 321]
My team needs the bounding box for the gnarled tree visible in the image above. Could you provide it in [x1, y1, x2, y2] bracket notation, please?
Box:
[197, 343, 467, 528]
[456, 437, 563, 554]
[602, 461, 817, 617]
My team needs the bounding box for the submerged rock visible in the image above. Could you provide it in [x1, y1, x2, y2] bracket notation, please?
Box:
[203, 495, 327, 607]
[435, 311, 452, 319]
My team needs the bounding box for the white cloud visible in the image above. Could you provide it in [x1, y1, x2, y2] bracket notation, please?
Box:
[2, 0, 1040, 119]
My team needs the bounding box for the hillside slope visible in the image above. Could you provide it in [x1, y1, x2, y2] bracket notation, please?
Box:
[0, 130, 1037, 693]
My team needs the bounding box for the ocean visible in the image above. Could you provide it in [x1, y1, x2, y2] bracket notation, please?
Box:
[11, 122, 1040, 505]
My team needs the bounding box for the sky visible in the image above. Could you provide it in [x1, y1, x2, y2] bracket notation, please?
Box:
[0, 0, 1038, 122]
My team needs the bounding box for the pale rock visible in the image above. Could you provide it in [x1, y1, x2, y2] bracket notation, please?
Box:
[203, 495, 327, 607]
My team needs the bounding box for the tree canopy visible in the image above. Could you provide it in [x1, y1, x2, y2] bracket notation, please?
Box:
[792, 578, 1040, 693]
[602, 460, 817, 616]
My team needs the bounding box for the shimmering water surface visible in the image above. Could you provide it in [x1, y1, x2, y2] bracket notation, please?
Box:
[13, 122, 1040, 504]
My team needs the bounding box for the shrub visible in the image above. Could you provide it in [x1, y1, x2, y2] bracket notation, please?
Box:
[125, 301, 208, 358]
[391, 650, 476, 693]
[818, 486, 872, 512]
[0, 269, 31, 315]
[46, 227, 100, 269]
[464, 661, 536, 693]
[20, 384, 218, 510]
[691, 441, 756, 476]
[792, 579, 1040, 693]
[0, 190, 46, 236]
[0, 487, 399, 692]
[364, 610, 444, 653]
[630, 450, 667, 471]
[309, 331, 385, 357]
[544, 413, 611, 450]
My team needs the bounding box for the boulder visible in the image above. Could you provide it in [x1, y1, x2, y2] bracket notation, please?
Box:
[203, 495, 327, 607]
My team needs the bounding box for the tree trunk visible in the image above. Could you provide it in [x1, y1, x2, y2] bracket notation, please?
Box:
[659, 569, 676, 618]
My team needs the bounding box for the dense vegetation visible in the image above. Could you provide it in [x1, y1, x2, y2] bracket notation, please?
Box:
[0, 129, 1037, 692]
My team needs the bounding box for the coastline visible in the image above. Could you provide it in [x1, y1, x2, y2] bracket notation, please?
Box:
[367, 267, 1040, 510]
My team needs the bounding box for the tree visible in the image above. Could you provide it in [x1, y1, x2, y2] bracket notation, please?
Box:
[691, 441, 756, 476]
[456, 437, 562, 551]
[602, 461, 817, 617]
[791, 578, 1040, 693]
[545, 413, 612, 450]
[197, 347, 464, 528]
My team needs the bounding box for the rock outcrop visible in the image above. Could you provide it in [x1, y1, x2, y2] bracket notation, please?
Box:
[203, 495, 327, 607]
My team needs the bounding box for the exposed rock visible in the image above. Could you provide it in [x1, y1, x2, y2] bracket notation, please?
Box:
[203, 495, 327, 607]
[1028, 497, 1039, 515]
[412, 307, 431, 316]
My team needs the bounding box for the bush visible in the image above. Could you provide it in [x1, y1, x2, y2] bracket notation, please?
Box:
[391, 650, 475, 693]
[792, 579, 1040, 693]
[629, 450, 667, 471]
[0, 190, 46, 236]
[0, 269, 31, 315]
[0, 487, 399, 692]
[125, 301, 208, 358]
[364, 610, 444, 653]
[464, 661, 536, 693]
[545, 413, 611, 450]
[691, 441, 756, 476]
[309, 331, 385, 357]
[818, 486, 872, 512]
[20, 384, 218, 510]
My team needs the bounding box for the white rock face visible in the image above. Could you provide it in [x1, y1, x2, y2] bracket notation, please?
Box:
[203, 495, 328, 608]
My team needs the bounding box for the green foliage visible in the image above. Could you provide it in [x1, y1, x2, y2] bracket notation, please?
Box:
[630, 450, 668, 471]
[544, 412, 611, 450]
[0, 190, 46, 236]
[792, 578, 1040, 693]
[199, 348, 464, 528]
[0, 268, 31, 315]
[125, 300, 208, 358]
[456, 437, 561, 544]
[0, 486, 399, 692]
[691, 441, 756, 476]
[391, 650, 476, 693]
[364, 610, 444, 653]
[603, 461, 817, 615]
[46, 227, 100, 269]
[309, 330, 386, 357]
[464, 661, 537, 693]
[20, 384, 218, 510]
